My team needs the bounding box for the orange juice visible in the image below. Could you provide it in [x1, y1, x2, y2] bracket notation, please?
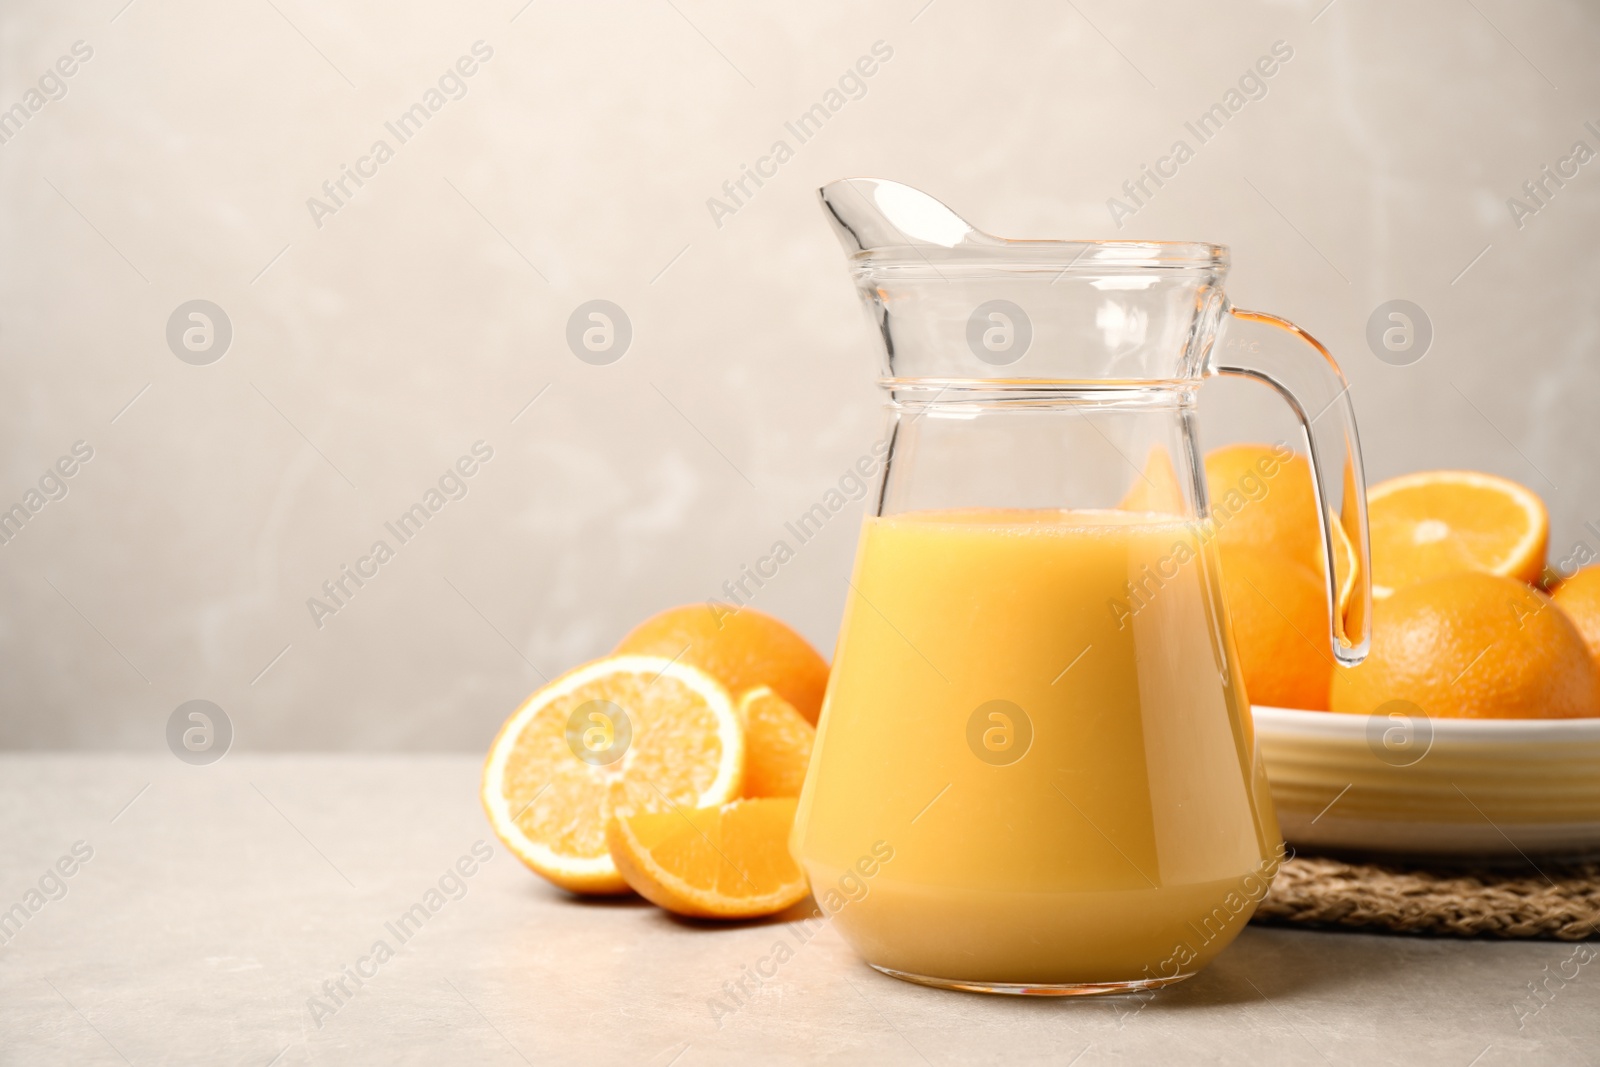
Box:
[792, 508, 1281, 990]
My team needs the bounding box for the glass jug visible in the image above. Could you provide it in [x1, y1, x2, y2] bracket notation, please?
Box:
[792, 178, 1373, 996]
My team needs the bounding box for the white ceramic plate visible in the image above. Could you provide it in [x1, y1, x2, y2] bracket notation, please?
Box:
[1252, 705, 1600, 859]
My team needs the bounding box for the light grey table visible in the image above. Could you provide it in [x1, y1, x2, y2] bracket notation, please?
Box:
[1, 754, 1594, 1066]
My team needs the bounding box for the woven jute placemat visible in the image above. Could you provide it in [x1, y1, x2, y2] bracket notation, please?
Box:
[1252, 854, 1600, 940]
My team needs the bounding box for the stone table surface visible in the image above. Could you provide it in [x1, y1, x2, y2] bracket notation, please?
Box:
[0, 754, 1595, 1066]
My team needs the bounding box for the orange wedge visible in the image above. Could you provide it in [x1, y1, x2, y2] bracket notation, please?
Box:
[481, 655, 744, 895]
[737, 686, 815, 798]
[606, 796, 809, 918]
[1366, 471, 1548, 597]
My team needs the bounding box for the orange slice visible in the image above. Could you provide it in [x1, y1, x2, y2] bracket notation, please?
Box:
[737, 686, 815, 798]
[481, 655, 743, 894]
[1366, 471, 1548, 597]
[605, 796, 810, 918]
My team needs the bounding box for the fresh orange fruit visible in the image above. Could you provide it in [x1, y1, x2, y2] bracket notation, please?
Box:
[1218, 549, 1334, 710]
[1365, 470, 1548, 598]
[1552, 565, 1600, 664]
[605, 796, 810, 919]
[1330, 572, 1599, 720]
[1206, 443, 1321, 570]
[1206, 443, 1361, 625]
[737, 687, 815, 798]
[1325, 519, 1361, 631]
[615, 604, 830, 725]
[481, 655, 744, 894]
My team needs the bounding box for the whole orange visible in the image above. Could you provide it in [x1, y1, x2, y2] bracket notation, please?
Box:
[1218, 549, 1333, 710]
[615, 604, 830, 725]
[1207, 443, 1358, 627]
[1553, 565, 1600, 664]
[1206, 443, 1321, 570]
[1330, 572, 1599, 720]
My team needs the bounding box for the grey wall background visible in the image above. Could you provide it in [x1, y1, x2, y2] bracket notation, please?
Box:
[2, 0, 1597, 749]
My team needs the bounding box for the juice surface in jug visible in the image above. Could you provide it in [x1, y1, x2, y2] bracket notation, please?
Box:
[791, 506, 1283, 991]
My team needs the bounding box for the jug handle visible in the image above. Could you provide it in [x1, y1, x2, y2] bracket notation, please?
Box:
[1208, 306, 1372, 666]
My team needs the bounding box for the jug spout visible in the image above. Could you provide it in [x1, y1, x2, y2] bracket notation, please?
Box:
[816, 177, 1372, 660]
[817, 177, 1231, 386]
[818, 178, 1001, 256]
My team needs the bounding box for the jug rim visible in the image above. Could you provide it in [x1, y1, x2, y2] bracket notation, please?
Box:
[820, 176, 1228, 274]
[845, 240, 1229, 274]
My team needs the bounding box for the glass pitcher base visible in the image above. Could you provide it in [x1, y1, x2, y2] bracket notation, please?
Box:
[870, 964, 1196, 997]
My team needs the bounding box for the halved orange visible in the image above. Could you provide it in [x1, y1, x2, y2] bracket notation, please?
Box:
[737, 686, 815, 798]
[1366, 471, 1548, 597]
[481, 655, 743, 895]
[606, 796, 809, 918]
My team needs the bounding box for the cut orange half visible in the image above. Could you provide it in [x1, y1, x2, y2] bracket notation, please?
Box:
[737, 686, 815, 798]
[481, 655, 743, 895]
[1366, 471, 1548, 598]
[606, 796, 810, 919]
